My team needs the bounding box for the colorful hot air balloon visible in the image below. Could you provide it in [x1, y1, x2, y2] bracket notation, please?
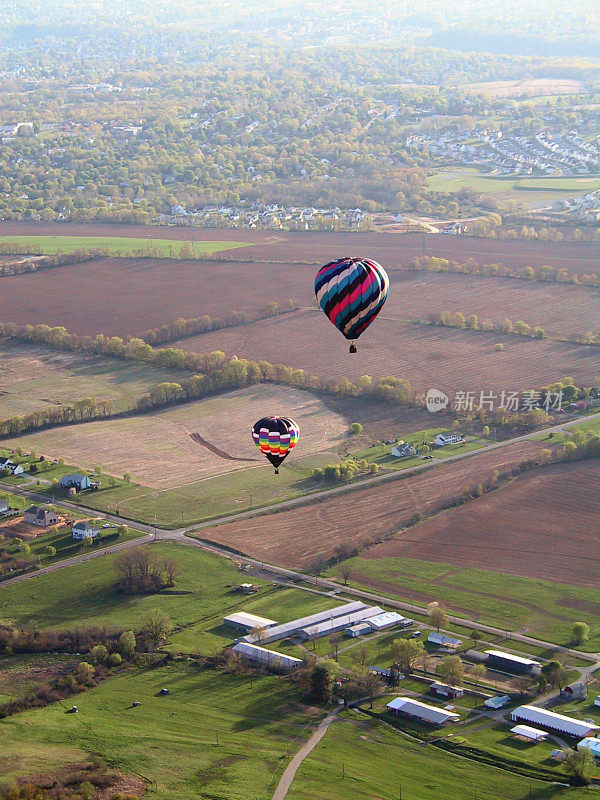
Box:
[315, 257, 389, 352]
[252, 416, 300, 474]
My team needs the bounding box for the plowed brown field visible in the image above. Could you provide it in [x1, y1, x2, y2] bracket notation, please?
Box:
[174, 309, 600, 395]
[363, 459, 600, 587]
[204, 440, 544, 569]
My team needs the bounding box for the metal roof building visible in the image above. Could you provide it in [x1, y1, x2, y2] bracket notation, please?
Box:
[511, 705, 600, 738]
[427, 632, 462, 650]
[386, 697, 460, 727]
[485, 650, 541, 675]
[241, 601, 368, 644]
[232, 642, 302, 672]
[223, 611, 277, 633]
[577, 738, 600, 758]
[510, 725, 548, 742]
[298, 606, 383, 640]
[366, 611, 411, 631]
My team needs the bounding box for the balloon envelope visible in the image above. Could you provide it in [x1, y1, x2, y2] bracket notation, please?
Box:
[252, 416, 300, 471]
[315, 257, 389, 343]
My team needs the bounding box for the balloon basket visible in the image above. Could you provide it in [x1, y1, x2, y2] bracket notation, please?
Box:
[274, 468, 279, 475]
[349, 344, 357, 354]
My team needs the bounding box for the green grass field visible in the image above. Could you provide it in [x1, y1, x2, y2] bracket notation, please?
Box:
[0, 663, 319, 800]
[0, 542, 340, 651]
[328, 556, 600, 651]
[0, 235, 249, 258]
[286, 711, 581, 800]
[427, 169, 600, 203]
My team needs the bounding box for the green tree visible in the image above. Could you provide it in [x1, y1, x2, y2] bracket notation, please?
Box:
[563, 747, 594, 786]
[76, 661, 95, 684]
[44, 545, 57, 558]
[428, 605, 447, 632]
[571, 621, 590, 645]
[436, 655, 464, 686]
[392, 638, 424, 674]
[89, 644, 109, 665]
[118, 629, 136, 658]
[470, 663, 486, 687]
[309, 662, 333, 704]
[350, 422, 363, 435]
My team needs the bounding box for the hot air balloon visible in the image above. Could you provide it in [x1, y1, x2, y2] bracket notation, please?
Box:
[315, 257, 389, 352]
[252, 416, 299, 474]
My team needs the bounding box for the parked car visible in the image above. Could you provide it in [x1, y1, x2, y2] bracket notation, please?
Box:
[412, 630, 422, 638]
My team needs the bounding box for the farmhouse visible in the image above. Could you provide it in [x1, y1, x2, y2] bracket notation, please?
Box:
[223, 612, 277, 633]
[231, 642, 302, 673]
[72, 521, 100, 540]
[0, 499, 10, 515]
[435, 433, 464, 447]
[60, 474, 91, 491]
[386, 697, 460, 727]
[0, 458, 24, 475]
[485, 650, 541, 675]
[427, 632, 462, 651]
[391, 442, 416, 459]
[429, 681, 464, 700]
[23, 505, 58, 527]
[241, 601, 369, 645]
[510, 705, 600, 738]
[485, 695, 511, 709]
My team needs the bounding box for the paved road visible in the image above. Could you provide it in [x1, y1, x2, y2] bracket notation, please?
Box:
[271, 709, 340, 800]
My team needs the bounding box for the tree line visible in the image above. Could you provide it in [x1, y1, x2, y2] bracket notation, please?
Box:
[0, 249, 95, 277]
[428, 310, 547, 340]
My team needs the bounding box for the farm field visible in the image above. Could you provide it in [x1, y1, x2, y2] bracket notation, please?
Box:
[0, 663, 320, 800]
[286, 711, 576, 800]
[386, 270, 600, 338]
[362, 459, 600, 587]
[426, 170, 600, 204]
[196, 439, 545, 569]
[6, 221, 600, 274]
[0, 234, 249, 258]
[0, 340, 188, 417]
[2, 385, 348, 489]
[0, 256, 316, 336]
[174, 308, 600, 395]
[463, 77, 586, 97]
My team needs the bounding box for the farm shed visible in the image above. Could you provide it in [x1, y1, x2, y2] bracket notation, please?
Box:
[510, 725, 548, 743]
[223, 612, 277, 633]
[485, 695, 511, 709]
[366, 611, 411, 632]
[485, 650, 541, 675]
[429, 681, 464, 699]
[510, 705, 600, 738]
[577, 738, 600, 758]
[427, 632, 462, 651]
[231, 642, 302, 672]
[386, 697, 460, 727]
[345, 622, 372, 638]
[242, 601, 368, 644]
[298, 606, 384, 641]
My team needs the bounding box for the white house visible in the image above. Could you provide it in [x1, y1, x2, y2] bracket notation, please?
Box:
[0, 458, 24, 475]
[0, 498, 10, 514]
[72, 521, 100, 540]
[435, 433, 464, 447]
[391, 442, 416, 459]
[427, 632, 462, 651]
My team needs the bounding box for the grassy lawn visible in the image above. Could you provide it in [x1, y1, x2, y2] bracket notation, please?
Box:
[355, 426, 489, 470]
[330, 556, 600, 651]
[286, 711, 580, 800]
[0, 542, 343, 653]
[0, 663, 319, 800]
[0, 235, 249, 258]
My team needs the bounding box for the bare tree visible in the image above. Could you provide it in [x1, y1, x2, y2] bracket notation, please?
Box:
[428, 605, 447, 632]
[142, 610, 173, 649]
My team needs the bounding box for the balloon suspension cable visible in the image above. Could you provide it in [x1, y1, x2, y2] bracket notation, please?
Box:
[349, 343, 357, 354]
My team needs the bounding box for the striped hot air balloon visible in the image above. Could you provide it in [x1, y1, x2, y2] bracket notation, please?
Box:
[315, 257, 389, 352]
[252, 416, 300, 474]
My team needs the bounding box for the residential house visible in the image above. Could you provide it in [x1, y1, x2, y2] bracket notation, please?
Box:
[0, 458, 24, 475]
[23, 505, 58, 527]
[60, 474, 91, 491]
[72, 521, 100, 540]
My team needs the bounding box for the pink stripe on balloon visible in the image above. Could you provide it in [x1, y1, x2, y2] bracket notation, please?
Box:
[328, 269, 376, 323]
